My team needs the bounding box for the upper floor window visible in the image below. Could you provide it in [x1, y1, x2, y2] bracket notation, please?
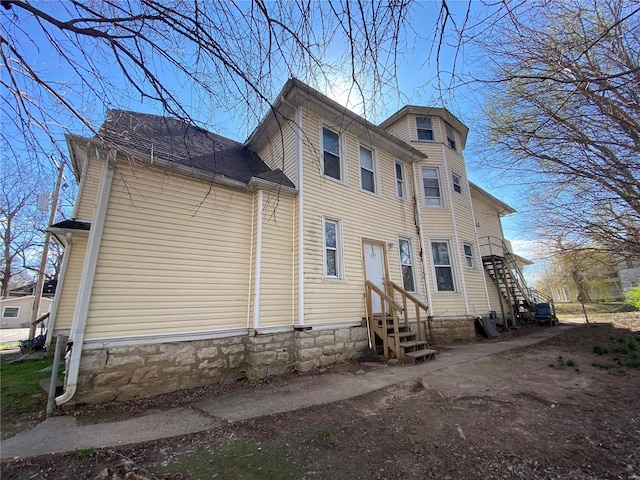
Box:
[445, 123, 457, 150]
[395, 162, 406, 199]
[452, 172, 462, 194]
[359, 146, 377, 194]
[422, 167, 442, 207]
[322, 127, 341, 180]
[463, 243, 475, 268]
[431, 240, 456, 292]
[416, 117, 433, 141]
[323, 217, 344, 279]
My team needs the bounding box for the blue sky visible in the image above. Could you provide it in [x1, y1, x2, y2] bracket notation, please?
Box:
[3, 1, 542, 274]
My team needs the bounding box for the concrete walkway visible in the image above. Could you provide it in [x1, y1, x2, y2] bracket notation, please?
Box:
[0, 325, 572, 460]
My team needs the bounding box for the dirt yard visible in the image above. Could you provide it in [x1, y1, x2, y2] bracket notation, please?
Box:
[2, 314, 640, 480]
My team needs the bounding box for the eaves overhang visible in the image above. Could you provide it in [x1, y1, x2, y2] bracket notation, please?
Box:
[245, 78, 427, 164]
[65, 135, 297, 196]
[469, 182, 516, 216]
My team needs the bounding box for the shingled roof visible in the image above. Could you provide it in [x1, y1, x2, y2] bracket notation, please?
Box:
[97, 110, 294, 188]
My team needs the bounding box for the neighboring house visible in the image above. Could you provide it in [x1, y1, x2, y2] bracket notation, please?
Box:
[47, 79, 539, 404]
[8, 280, 57, 298]
[1, 296, 52, 329]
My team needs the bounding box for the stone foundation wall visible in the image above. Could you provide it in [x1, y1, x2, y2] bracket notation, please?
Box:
[75, 325, 369, 404]
[428, 318, 476, 343]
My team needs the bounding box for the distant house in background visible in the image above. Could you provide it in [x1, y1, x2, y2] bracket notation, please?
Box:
[0, 296, 52, 329]
[8, 280, 57, 298]
[47, 78, 545, 405]
[544, 258, 640, 303]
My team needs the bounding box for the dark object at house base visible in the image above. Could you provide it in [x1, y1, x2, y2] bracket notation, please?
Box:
[476, 316, 500, 338]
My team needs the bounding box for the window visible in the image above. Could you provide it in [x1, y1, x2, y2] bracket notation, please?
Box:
[322, 127, 341, 180]
[464, 243, 475, 268]
[359, 146, 376, 194]
[398, 237, 417, 292]
[416, 117, 433, 141]
[422, 167, 442, 207]
[452, 173, 462, 194]
[323, 217, 343, 279]
[431, 241, 455, 292]
[395, 162, 405, 199]
[2, 307, 19, 318]
[445, 123, 457, 150]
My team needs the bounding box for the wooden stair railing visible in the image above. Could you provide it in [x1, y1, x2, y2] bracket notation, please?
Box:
[365, 280, 435, 363]
[365, 280, 403, 360]
[388, 281, 432, 343]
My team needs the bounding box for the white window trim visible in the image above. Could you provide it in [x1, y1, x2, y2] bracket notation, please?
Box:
[452, 172, 463, 195]
[358, 143, 380, 196]
[395, 161, 406, 200]
[416, 116, 434, 142]
[422, 166, 444, 208]
[322, 216, 345, 281]
[430, 238, 458, 294]
[320, 123, 347, 185]
[2, 306, 20, 318]
[463, 242, 475, 269]
[398, 236, 418, 294]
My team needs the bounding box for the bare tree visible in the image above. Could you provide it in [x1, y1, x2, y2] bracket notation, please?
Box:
[459, 0, 640, 259]
[0, 158, 49, 297]
[1, 0, 423, 167]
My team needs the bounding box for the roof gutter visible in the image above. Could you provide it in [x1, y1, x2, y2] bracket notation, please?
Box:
[56, 148, 115, 406]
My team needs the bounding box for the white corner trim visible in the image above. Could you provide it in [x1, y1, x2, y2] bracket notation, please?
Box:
[296, 108, 305, 326]
[56, 150, 115, 406]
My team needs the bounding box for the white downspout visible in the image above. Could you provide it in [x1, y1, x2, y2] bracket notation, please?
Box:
[253, 190, 264, 330]
[296, 108, 305, 326]
[412, 163, 434, 315]
[442, 145, 470, 316]
[45, 233, 72, 346]
[56, 150, 115, 406]
[246, 194, 255, 328]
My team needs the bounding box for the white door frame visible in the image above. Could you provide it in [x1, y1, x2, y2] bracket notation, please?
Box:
[362, 238, 390, 315]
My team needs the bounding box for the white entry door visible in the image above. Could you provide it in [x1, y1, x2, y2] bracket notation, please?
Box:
[364, 241, 386, 314]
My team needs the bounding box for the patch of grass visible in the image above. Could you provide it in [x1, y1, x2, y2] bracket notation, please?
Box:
[1, 355, 52, 413]
[152, 438, 302, 479]
[0, 341, 19, 351]
[75, 448, 99, 459]
[566, 359, 577, 367]
[593, 345, 608, 355]
[1, 354, 52, 436]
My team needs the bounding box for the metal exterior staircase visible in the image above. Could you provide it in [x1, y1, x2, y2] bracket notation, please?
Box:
[480, 236, 555, 327]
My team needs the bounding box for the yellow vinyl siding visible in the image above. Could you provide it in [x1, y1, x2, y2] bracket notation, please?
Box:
[85, 161, 253, 340]
[300, 109, 423, 326]
[383, 117, 412, 144]
[75, 155, 103, 220]
[411, 124, 490, 317]
[257, 192, 295, 328]
[52, 237, 87, 333]
[255, 119, 298, 187]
